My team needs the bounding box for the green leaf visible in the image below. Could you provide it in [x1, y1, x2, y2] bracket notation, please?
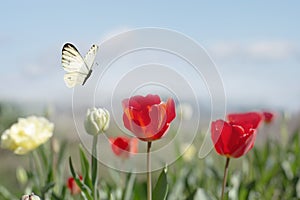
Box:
[239, 180, 256, 199]
[153, 168, 168, 200]
[57, 140, 68, 168]
[37, 143, 49, 169]
[56, 140, 68, 191]
[52, 185, 67, 200]
[0, 186, 18, 200]
[132, 182, 147, 200]
[69, 157, 93, 200]
[108, 169, 121, 187]
[51, 193, 62, 200]
[79, 145, 92, 189]
[46, 157, 54, 184]
[41, 181, 55, 194]
[123, 172, 136, 200]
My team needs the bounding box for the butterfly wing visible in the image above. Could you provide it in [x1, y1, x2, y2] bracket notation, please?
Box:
[62, 43, 89, 87]
[84, 44, 98, 70]
[64, 73, 87, 88]
[62, 43, 89, 73]
[62, 43, 98, 87]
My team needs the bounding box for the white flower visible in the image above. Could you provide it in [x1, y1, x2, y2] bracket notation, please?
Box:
[84, 107, 110, 135]
[21, 193, 41, 200]
[1, 116, 54, 155]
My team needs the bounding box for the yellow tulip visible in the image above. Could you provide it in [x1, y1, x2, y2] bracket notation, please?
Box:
[1, 116, 54, 155]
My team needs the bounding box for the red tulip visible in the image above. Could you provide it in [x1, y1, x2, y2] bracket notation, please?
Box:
[122, 94, 176, 142]
[262, 111, 274, 124]
[67, 176, 82, 195]
[211, 119, 257, 158]
[110, 137, 138, 159]
[227, 112, 263, 129]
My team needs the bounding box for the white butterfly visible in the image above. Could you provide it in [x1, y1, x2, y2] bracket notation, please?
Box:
[61, 43, 98, 88]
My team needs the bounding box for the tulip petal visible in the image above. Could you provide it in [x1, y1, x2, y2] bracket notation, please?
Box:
[227, 112, 263, 129]
[123, 108, 145, 138]
[122, 98, 129, 109]
[166, 98, 176, 123]
[125, 94, 161, 111]
[211, 120, 232, 156]
[138, 94, 161, 108]
[145, 104, 168, 139]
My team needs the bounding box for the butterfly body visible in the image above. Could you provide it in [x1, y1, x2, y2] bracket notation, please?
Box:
[83, 69, 93, 85]
[61, 43, 98, 87]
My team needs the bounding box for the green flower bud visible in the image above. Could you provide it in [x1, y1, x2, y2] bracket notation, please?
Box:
[16, 166, 28, 185]
[84, 108, 110, 135]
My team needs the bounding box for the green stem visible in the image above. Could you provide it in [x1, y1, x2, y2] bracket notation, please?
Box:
[32, 150, 44, 182]
[147, 142, 152, 200]
[29, 153, 40, 191]
[221, 157, 230, 200]
[92, 135, 98, 200]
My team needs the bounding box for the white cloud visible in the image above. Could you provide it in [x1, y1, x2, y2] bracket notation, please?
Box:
[247, 41, 297, 60]
[208, 40, 299, 63]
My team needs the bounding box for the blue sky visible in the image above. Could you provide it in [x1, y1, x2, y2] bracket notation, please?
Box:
[0, 1, 299, 111]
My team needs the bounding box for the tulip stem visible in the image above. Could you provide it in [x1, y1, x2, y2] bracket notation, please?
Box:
[147, 141, 152, 200]
[221, 157, 230, 200]
[92, 135, 99, 200]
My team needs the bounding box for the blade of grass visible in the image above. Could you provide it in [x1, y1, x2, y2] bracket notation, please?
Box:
[123, 172, 136, 200]
[69, 157, 93, 200]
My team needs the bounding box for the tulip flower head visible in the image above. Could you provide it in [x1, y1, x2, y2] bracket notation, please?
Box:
[211, 112, 262, 158]
[122, 94, 176, 142]
[67, 176, 82, 195]
[211, 120, 257, 158]
[1, 116, 54, 155]
[262, 111, 274, 124]
[110, 137, 138, 159]
[84, 107, 110, 135]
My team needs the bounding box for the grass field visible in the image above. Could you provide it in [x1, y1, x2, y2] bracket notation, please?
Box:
[0, 102, 300, 200]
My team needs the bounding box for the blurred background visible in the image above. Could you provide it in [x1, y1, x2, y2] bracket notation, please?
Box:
[0, 1, 300, 198]
[0, 0, 299, 141]
[0, 1, 299, 110]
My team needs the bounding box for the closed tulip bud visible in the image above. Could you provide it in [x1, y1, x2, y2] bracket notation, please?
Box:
[21, 193, 40, 200]
[16, 166, 28, 185]
[84, 107, 110, 135]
